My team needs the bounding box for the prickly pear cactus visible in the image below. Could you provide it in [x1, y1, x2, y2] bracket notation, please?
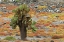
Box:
[10, 4, 30, 29]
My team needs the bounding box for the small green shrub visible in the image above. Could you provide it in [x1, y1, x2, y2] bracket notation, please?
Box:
[4, 36, 16, 41]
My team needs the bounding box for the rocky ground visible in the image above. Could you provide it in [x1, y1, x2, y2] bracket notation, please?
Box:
[0, 1, 64, 42]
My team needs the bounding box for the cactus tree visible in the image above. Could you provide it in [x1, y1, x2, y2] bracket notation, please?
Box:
[10, 4, 31, 40]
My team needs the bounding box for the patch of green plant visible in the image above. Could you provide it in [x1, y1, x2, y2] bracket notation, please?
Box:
[31, 21, 37, 32]
[4, 36, 16, 41]
[32, 21, 36, 25]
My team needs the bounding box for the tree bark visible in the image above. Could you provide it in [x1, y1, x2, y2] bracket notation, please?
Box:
[19, 24, 27, 40]
[18, 18, 27, 40]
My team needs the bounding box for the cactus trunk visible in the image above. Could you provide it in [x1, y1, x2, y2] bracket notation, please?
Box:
[18, 20, 27, 40]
